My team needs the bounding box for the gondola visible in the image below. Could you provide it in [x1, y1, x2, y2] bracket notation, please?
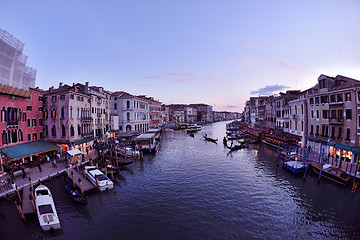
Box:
[203, 134, 218, 143]
[64, 175, 87, 204]
[226, 141, 248, 151]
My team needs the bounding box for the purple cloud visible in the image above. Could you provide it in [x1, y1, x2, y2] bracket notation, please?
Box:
[251, 84, 289, 95]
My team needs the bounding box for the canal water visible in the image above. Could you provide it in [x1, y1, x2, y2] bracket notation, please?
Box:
[1, 121, 360, 240]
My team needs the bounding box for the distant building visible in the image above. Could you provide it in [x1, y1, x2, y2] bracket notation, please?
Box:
[0, 28, 36, 90]
[161, 105, 170, 125]
[138, 96, 163, 128]
[110, 91, 149, 133]
[188, 104, 213, 122]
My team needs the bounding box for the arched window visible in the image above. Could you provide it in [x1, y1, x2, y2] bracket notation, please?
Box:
[70, 125, 74, 137]
[61, 125, 66, 137]
[127, 100, 130, 109]
[1, 106, 5, 122]
[78, 124, 81, 135]
[61, 107, 65, 119]
[45, 125, 48, 137]
[51, 107, 56, 118]
[70, 106, 73, 118]
[18, 108, 22, 122]
[7, 129, 11, 144]
[44, 107, 48, 119]
[12, 129, 17, 143]
[114, 103, 117, 110]
[52, 125, 56, 137]
[18, 129, 23, 142]
[2, 130, 7, 145]
[77, 107, 80, 118]
[127, 112, 130, 121]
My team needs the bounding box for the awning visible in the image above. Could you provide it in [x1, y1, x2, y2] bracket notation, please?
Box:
[307, 136, 320, 142]
[334, 144, 352, 151]
[67, 149, 82, 156]
[352, 147, 360, 155]
[326, 142, 336, 146]
[0, 140, 59, 161]
[73, 137, 94, 145]
[254, 131, 262, 134]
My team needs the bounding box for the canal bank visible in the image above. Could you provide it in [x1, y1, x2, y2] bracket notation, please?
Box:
[1, 121, 360, 239]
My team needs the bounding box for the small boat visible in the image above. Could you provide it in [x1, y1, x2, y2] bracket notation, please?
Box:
[34, 185, 61, 231]
[85, 166, 114, 191]
[312, 163, 352, 185]
[227, 141, 248, 151]
[203, 134, 218, 143]
[189, 132, 195, 137]
[223, 137, 227, 146]
[283, 160, 305, 174]
[64, 175, 87, 204]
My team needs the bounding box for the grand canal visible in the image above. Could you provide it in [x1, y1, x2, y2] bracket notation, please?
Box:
[1, 121, 360, 239]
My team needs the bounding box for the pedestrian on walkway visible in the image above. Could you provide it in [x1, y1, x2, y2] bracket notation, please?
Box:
[21, 166, 27, 179]
[53, 159, 57, 168]
[9, 169, 15, 182]
[82, 154, 85, 162]
[37, 162, 42, 172]
[86, 147, 89, 155]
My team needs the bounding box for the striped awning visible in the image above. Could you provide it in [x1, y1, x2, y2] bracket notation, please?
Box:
[0, 140, 59, 161]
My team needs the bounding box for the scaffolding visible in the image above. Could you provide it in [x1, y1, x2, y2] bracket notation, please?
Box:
[0, 28, 24, 52]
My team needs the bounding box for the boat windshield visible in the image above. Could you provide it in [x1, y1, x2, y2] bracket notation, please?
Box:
[39, 204, 54, 214]
[36, 190, 49, 196]
[97, 174, 108, 181]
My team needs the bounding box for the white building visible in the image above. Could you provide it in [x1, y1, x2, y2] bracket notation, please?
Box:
[111, 91, 149, 133]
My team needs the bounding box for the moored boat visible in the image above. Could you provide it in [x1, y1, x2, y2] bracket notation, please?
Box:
[85, 166, 114, 191]
[64, 175, 87, 204]
[186, 124, 201, 133]
[34, 185, 61, 231]
[311, 163, 352, 185]
[283, 160, 305, 174]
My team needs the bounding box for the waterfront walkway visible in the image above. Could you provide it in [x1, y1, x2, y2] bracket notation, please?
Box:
[0, 149, 97, 199]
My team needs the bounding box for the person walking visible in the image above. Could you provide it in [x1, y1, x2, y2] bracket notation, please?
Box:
[21, 166, 27, 179]
[37, 162, 42, 172]
[53, 159, 57, 168]
[86, 147, 89, 155]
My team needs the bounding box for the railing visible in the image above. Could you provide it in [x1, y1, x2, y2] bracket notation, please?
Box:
[329, 118, 344, 125]
[7, 120, 19, 127]
[81, 116, 92, 121]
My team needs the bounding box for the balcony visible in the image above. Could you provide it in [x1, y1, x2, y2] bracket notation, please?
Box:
[7, 120, 19, 127]
[329, 118, 344, 125]
[81, 116, 92, 122]
[82, 132, 93, 138]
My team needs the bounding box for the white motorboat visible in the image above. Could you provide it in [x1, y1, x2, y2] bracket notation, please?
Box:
[85, 166, 114, 191]
[34, 185, 61, 231]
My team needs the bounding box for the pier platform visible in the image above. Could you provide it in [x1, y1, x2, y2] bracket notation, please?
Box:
[22, 186, 35, 215]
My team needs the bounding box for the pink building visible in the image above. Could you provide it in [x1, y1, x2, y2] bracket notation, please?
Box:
[0, 85, 44, 149]
[139, 96, 163, 128]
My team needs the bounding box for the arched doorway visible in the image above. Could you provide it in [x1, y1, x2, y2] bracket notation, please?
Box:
[126, 125, 132, 131]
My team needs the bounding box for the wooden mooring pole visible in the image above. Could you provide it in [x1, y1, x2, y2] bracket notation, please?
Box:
[78, 178, 84, 195]
[15, 201, 26, 222]
[276, 143, 280, 166]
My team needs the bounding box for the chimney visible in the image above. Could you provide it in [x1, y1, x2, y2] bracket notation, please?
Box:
[49, 86, 54, 92]
[59, 82, 63, 88]
[85, 82, 89, 94]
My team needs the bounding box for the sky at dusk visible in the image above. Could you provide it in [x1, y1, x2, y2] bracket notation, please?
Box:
[1, 0, 360, 112]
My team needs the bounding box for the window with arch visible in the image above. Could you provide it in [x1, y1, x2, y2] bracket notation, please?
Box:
[1, 107, 5, 122]
[44, 108, 48, 119]
[127, 100, 130, 109]
[78, 124, 81, 135]
[52, 125, 56, 137]
[61, 125, 66, 137]
[77, 107, 80, 118]
[7, 129, 11, 144]
[51, 107, 56, 118]
[70, 125, 74, 137]
[127, 112, 130, 121]
[61, 107, 65, 119]
[70, 106, 73, 118]
[18, 129, 23, 142]
[12, 129, 17, 143]
[2, 130, 7, 145]
[45, 125, 48, 137]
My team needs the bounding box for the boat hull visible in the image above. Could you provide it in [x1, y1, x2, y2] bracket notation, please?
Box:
[283, 161, 305, 174]
[311, 164, 352, 185]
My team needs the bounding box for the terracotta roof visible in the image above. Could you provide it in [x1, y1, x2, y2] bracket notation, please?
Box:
[111, 91, 134, 98]
[0, 84, 31, 98]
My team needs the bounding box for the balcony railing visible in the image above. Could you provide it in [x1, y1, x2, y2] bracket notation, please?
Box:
[329, 118, 344, 125]
[7, 120, 19, 127]
[82, 132, 93, 138]
[81, 116, 92, 121]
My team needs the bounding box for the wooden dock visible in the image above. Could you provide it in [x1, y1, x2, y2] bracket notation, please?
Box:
[67, 169, 96, 193]
[22, 186, 35, 215]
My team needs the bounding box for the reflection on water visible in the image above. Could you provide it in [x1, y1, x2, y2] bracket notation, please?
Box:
[1, 121, 360, 239]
